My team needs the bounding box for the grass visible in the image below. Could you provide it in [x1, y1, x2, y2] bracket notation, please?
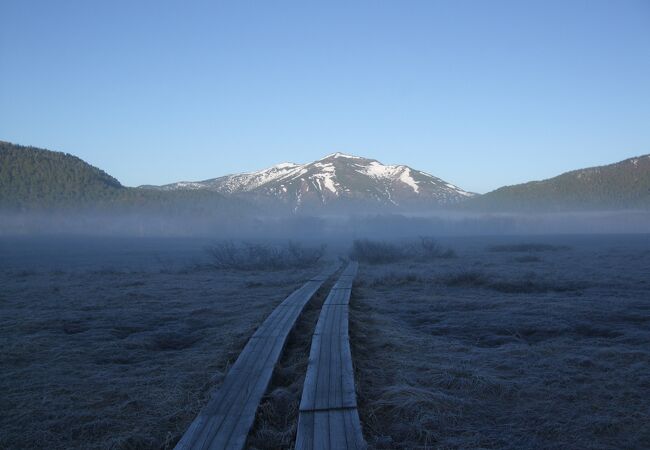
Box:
[488, 243, 570, 252]
[514, 255, 542, 263]
[3, 236, 650, 449]
[0, 240, 319, 450]
[439, 270, 586, 293]
[349, 239, 650, 449]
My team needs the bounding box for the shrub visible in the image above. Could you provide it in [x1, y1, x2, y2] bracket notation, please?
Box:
[416, 237, 457, 259]
[349, 239, 405, 264]
[350, 237, 456, 264]
[205, 241, 325, 271]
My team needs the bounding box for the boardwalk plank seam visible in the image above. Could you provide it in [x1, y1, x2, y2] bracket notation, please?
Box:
[175, 265, 338, 450]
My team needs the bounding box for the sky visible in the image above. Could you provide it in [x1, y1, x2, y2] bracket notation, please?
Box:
[1, 1, 649, 193]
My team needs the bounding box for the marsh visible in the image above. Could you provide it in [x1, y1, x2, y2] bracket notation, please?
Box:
[1, 234, 649, 449]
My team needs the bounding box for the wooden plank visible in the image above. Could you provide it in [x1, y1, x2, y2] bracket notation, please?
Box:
[323, 288, 351, 305]
[296, 410, 365, 450]
[331, 261, 357, 289]
[302, 331, 356, 410]
[296, 262, 365, 449]
[175, 265, 337, 450]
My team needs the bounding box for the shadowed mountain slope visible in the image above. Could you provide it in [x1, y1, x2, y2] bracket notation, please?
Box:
[0, 141, 245, 216]
[0, 141, 124, 209]
[469, 154, 650, 211]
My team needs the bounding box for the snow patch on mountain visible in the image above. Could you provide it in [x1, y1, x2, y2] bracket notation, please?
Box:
[150, 152, 476, 209]
[399, 168, 420, 193]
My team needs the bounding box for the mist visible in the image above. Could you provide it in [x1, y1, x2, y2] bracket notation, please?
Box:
[2, 208, 649, 240]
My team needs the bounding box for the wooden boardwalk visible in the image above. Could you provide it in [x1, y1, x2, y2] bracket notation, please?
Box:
[295, 262, 366, 450]
[175, 266, 338, 450]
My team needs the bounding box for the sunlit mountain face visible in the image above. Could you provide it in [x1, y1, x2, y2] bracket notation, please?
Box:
[145, 152, 474, 212]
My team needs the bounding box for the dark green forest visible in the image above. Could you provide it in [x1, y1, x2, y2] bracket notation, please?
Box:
[0, 141, 127, 209]
[468, 155, 650, 211]
[0, 141, 245, 215]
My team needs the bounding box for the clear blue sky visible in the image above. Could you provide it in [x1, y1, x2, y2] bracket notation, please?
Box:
[1, 0, 649, 193]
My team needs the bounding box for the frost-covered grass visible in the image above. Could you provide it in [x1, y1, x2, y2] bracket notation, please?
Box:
[350, 236, 650, 449]
[2, 235, 650, 449]
[488, 242, 571, 252]
[0, 237, 319, 450]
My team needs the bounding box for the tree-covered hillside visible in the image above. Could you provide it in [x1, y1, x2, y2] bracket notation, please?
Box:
[0, 141, 247, 215]
[470, 154, 650, 211]
[0, 141, 125, 209]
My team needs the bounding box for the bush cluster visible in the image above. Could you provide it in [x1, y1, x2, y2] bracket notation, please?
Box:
[205, 241, 325, 270]
[350, 237, 456, 264]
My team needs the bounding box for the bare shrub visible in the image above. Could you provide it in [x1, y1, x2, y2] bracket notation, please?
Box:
[350, 237, 456, 264]
[350, 239, 405, 264]
[415, 237, 456, 259]
[205, 241, 325, 271]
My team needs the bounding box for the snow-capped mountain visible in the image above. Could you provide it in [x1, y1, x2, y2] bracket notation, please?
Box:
[144, 153, 474, 211]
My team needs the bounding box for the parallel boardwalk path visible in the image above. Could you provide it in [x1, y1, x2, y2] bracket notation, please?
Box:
[175, 266, 338, 450]
[295, 262, 366, 450]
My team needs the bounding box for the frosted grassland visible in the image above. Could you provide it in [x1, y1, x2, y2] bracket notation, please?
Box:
[349, 235, 650, 449]
[2, 234, 649, 450]
[0, 237, 322, 449]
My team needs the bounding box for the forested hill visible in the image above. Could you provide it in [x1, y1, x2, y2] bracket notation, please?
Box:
[0, 141, 127, 209]
[3, 140, 649, 214]
[0, 141, 246, 215]
[469, 154, 650, 211]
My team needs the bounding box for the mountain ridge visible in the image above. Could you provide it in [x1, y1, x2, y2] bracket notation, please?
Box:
[2, 140, 649, 213]
[141, 152, 474, 212]
[469, 154, 650, 211]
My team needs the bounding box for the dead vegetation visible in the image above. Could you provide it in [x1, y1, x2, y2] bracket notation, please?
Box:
[0, 239, 316, 450]
[205, 241, 326, 270]
[349, 239, 650, 449]
[350, 237, 456, 264]
[441, 270, 586, 293]
[488, 243, 570, 252]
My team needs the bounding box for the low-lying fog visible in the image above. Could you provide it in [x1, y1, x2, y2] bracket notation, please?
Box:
[1, 211, 649, 449]
[1, 209, 649, 238]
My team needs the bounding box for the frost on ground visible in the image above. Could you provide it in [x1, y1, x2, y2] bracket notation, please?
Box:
[0, 237, 321, 450]
[2, 235, 650, 450]
[350, 235, 650, 449]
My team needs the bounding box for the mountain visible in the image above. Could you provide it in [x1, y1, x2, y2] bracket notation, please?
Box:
[0, 141, 247, 216]
[4, 140, 648, 215]
[469, 154, 650, 211]
[0, 141, 125, 209]
[143, 152, 474, 212]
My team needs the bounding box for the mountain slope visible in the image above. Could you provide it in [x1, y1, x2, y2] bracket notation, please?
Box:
[0, 141, 249, 216]
[146, 152, 474, 211]
[470, 154, 650, 211]
[0, 141, 124, 209]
